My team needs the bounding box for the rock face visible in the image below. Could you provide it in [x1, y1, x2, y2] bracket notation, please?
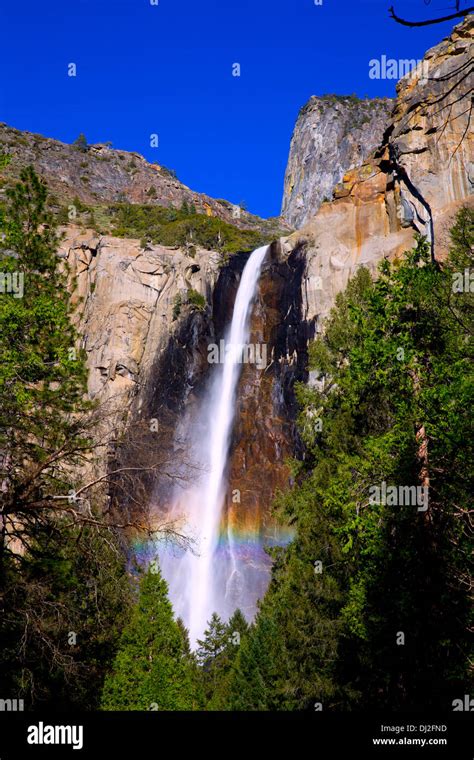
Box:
[222, 16, 473, 541]
[59, 225, 224, 499]
[287, 16, 473, 332]
[389, 17, 474, 258]
[60, 223, 310, 554]
[62, 228, 222, 407]
[281, 95, 394, 229]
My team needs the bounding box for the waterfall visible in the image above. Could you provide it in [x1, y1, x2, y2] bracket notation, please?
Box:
[158, 244, 269, 646]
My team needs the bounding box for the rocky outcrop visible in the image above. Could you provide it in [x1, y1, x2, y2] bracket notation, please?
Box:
[389, 17, 474, 258]
[59, 226, 224, 497]
[284, 16, 473, 332]
[63, 230, 221, 403]
[281, 95, 394, 229]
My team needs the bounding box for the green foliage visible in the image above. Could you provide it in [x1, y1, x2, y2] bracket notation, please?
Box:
[0, 166, 90, 474]
[196, 610, 249, 709]
[159, 165, 178, 180]
[0, 522, 131, 709]
[172, 289, 207, 321]
[187, 288, 206, 310]
[102, 202, 267, 253]
[0, 152, 11, 170]
[101, 566, 200, 710]
[73, 133, 88, 152]
[196, 612, 228, 667]
[229, 611, 288, 710]
[72, 195, 88, 214]
[172, 293, 183, 321]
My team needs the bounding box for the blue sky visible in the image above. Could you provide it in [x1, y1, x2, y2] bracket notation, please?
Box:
[0, 0, 460, 218]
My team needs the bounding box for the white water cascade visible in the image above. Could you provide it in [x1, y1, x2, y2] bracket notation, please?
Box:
[158, 245, 269, 646]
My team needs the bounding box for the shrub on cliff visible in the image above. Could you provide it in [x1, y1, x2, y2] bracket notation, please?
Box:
[72, 133, 88, 152]
[107, 202, 266, 253]
[172, 289, 206, 321]
[187, 288, 206, 310]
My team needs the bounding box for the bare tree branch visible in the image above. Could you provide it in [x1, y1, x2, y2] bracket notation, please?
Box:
[389, 4, 474, 26]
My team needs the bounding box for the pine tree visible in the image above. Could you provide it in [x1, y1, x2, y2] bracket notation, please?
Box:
[0, 166, 91, 534]
[0, 523, 131, 709]
[176, 617, 191, 656]
[101, 565, 198, 710]
[196, 612, 228, 667]
[225, 608, 249, 651]
[196, 612, 232, 708]
[203, 608, 249, 710]
[72, 133, 88, 152]
[229, 612, 287, 710]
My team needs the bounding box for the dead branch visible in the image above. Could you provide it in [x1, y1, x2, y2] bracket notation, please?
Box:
[388, 4, 474, 26]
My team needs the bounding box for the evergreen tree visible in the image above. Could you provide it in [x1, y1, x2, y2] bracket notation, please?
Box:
[204, 608, 249, 710]
[0, 166, 91, 532]
[196, 611, 252, 709]
[177, 616, 192, 656]
[0, 523, 131, 709]
[101, 565, 198, 710]
[73, 133, 88, 152]
[196, 612, 228, 667]
[229, 612, 288, 710]
[225, 608, 249, 651]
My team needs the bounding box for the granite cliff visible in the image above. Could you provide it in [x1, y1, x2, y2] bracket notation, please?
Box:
[282, 16, 473, 333]
[281, 95, 394, 229]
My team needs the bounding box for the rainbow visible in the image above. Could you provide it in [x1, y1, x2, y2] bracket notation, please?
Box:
[132, 519, 294, 566]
